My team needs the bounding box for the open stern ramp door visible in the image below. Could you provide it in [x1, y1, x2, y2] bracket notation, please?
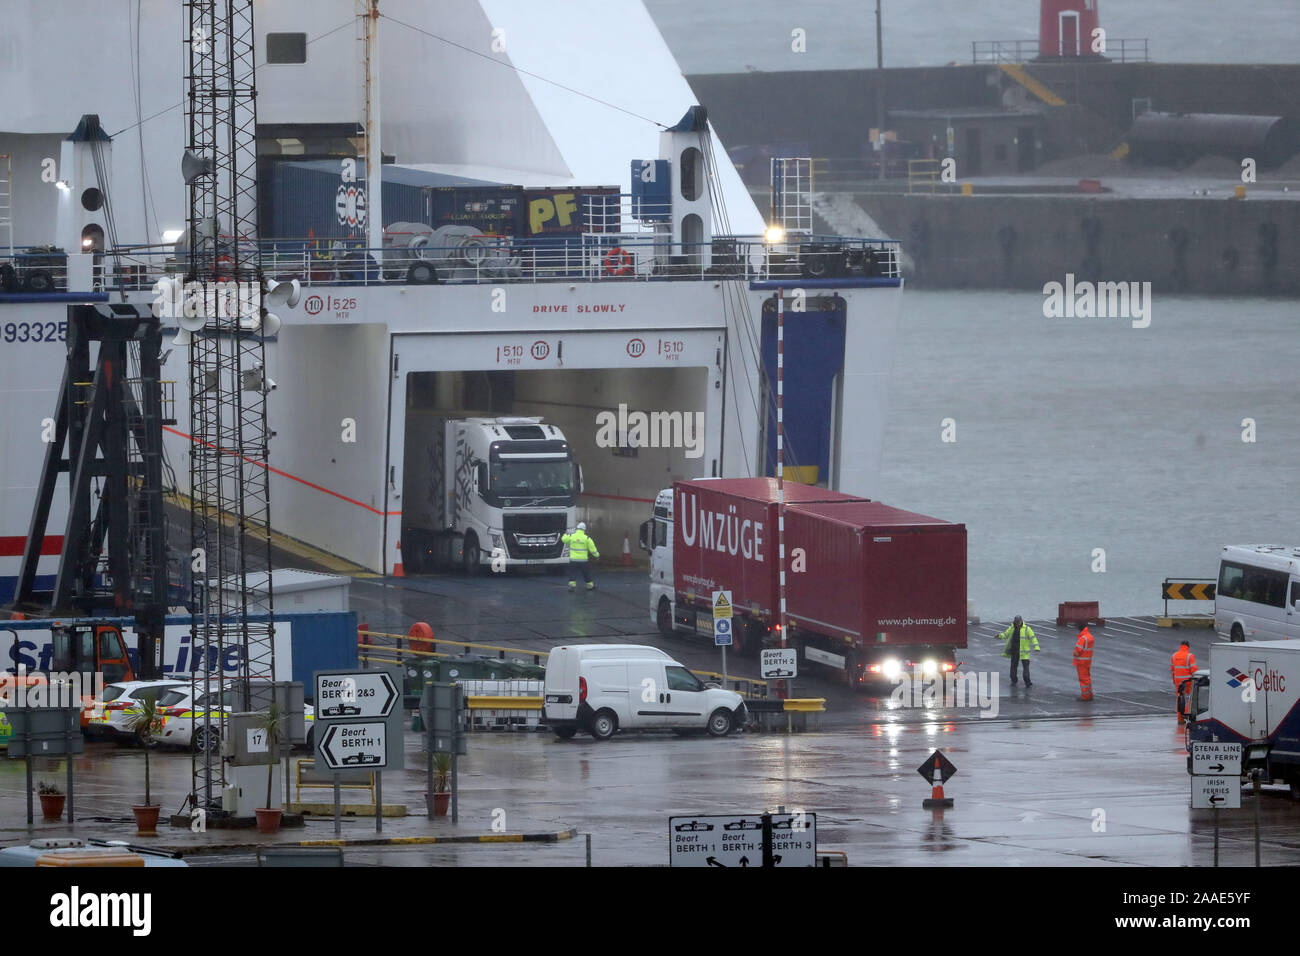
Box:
[391, 327, 725, 574]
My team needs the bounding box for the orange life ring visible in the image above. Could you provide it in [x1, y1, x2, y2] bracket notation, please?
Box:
[602, 247, 633, 276]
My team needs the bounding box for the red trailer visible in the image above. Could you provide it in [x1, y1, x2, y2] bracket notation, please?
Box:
[644, 478, 966, 686]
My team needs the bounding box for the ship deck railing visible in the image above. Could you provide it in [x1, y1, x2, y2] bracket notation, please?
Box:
[1, 234, 902, 299]
[972, 38, 1150, 64]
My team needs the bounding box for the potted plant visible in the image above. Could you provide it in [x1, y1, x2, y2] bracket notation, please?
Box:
[38, 781, 65, 821]
[254, 700, 285, 834]
[125, 697, 164, 835]
[428, 751, 452, 817]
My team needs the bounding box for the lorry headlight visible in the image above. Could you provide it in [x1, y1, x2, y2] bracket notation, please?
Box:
[882, 659, 902, 680]
[491, 534, 504, 550]
[921, 659, 938, 676]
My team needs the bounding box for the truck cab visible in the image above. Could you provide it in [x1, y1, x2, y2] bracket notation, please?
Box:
[403, 416, 583, 573]
[641, 488, 676, 638]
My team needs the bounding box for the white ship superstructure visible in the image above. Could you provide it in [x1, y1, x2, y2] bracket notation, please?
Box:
[0, 0, 902, 598]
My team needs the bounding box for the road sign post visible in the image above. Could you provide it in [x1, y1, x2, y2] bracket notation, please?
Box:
[669, 812, 816, 867]
[314, 667, 405, 833]
[1188, 741, 1243, 865]
[760, 648, 797, 680]
[713, 590, 733, 689]
[918, 749, 957, 809]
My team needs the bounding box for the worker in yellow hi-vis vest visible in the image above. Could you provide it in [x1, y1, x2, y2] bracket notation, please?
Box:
[561, 522, 600, 592]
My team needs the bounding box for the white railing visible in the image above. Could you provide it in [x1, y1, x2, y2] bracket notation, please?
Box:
[1, 234, 902, 300]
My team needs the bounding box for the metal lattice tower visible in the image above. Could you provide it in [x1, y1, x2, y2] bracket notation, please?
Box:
[184, 0, 275, 815]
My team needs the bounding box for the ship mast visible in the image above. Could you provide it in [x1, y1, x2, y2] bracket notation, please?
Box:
[363, 0, 383, 258]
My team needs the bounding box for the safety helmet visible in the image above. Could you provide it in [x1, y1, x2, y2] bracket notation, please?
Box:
[577, 522, 587, 531]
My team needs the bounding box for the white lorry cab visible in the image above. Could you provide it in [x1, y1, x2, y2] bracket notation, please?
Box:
[402, 416, 583, 573]
[542, 643, 746, 740]
[1214, 545, 1300, 643]
[1186, 640, 1300, 797]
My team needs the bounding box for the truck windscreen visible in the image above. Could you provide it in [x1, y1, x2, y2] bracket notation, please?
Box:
[488, 459, 576, 502]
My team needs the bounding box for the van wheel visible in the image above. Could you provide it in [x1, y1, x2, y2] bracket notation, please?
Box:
[553, 727, 577, 740]
[657, 598, 675, 639]
[590, 710, 618, 740]
[707, 708, 733, 737]
[1230, 624, 1244, 643]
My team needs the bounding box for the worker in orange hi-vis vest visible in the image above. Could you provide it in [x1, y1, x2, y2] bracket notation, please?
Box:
[1170, 640, 1198, 723]
[1072, 626, 1095, 701]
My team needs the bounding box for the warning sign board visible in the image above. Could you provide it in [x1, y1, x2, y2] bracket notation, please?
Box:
[712, 590, 733, 619]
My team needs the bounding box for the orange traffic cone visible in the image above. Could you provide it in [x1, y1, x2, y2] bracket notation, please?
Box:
[922, 754, 954, 808]
[622, 534, 632, 566]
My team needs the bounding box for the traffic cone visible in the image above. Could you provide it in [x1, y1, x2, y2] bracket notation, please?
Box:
[922, 755, 954, 808]
[393, 541, 404, 577]
[622, 534, 632, 566]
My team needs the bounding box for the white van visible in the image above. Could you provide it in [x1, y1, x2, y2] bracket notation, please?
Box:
[1215, 545, 1300, 642]
[543, 643, 747, 740]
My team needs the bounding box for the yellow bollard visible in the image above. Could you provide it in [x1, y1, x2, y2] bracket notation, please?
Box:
[1233, 185, 1246, 199]
[961, 182, 974, 197]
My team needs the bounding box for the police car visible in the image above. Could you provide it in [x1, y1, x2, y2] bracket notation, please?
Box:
[86, 680, 188, 742]
[154, 684, 315, 753]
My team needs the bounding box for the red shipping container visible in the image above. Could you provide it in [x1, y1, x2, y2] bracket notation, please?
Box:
[671, 478, 864, 619]
[782, 501, 967, 652]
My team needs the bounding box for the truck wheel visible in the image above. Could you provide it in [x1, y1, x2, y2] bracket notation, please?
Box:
[590, 710, 618, 740]
[1231, 624, 1244, 643]
[707, 708, 733, 737]
[553, 727, 577, 740]
[657, 597, 675, 639]
[463, 533, 481, 576]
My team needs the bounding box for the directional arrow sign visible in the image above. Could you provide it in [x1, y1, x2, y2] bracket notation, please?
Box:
[316, 671, 399, 719]
[917, 749, 957, 785]
[669, 814, 816, 867]
[318, 721, 387, 770]
[1190, 742, 1242, 776]
[1191, 775, 1241, 810]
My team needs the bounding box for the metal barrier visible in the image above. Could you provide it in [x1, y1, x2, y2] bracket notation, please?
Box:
[907, 159, 940, 195]
[972, 38, 1150, 63]
[3, 233, 902, 302]
[295, 759, 375, 803]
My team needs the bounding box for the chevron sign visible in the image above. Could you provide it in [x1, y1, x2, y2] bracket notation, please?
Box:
[1162, 582, 1216, 601]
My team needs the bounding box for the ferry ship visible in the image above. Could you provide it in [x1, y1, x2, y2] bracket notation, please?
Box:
[0, 0, 902, 599]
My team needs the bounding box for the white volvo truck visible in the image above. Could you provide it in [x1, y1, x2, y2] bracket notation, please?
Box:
[402, 416, 582, 573]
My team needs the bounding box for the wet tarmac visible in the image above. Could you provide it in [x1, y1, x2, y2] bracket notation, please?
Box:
[4, 716, 1298, 867]
[4, 568, 1288, 867]
[349, 567, 1221, 727]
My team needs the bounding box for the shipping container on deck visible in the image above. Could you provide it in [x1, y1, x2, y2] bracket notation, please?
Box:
[264, 159, 501, 241]
[781, 500, 966, 653]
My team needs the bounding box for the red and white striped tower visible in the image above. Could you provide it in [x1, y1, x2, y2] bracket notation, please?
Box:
[776, 289, 788, 700]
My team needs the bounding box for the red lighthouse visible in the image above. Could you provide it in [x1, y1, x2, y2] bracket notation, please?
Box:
[1038, 0, 1103, 59]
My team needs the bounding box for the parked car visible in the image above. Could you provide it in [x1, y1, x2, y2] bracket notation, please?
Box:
[85, 680, 187, 742]
[154, 684, 315, 753]
[543, 643, 746, 740]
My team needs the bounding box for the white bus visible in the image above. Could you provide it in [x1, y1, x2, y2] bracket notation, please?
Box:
[1215, 545, 1300, 642]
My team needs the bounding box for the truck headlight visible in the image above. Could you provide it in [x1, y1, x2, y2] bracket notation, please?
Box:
[882, 659, 902, 680]
[491, 534, 504, 550]
[921, 659, 938, 676]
